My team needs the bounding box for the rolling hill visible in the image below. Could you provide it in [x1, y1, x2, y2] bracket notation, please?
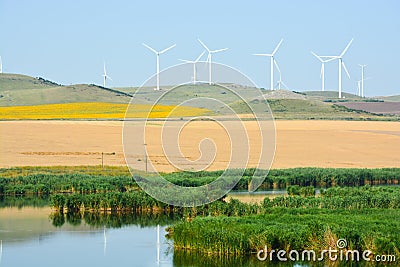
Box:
[0, 73, 131, 106]
[0, 73, 398, 120]
[378, 95, 400, 102]
[302, 90, 364, 101]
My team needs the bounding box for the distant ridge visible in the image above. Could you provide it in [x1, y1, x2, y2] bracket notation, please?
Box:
[262, 89, 306, 100]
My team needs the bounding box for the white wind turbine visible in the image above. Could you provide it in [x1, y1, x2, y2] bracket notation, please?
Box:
[311, 52, 336, 91]
[143, 43, 176, 91]
[321, 39, 353, 98]
[102, 62, 112, 88]
[198, 39, 228, 85]
[0, 56, 3, 74]
[253, 39, 283, 91]
[179, 51, 205, 84]
[359, 64, 367, 97]
[273, 59, 289, 90]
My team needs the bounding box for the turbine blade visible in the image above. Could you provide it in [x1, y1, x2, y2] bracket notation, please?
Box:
[281, 81, 289, 90]
[107, 75, 112, 81]
[340, 38, 354, 57]
[342, 61, 350, 79]
[198, 39, 210, 52]
[142, 43, 157, 54]
[324, 57, 337, 63]
[211, 48, 228, 53]
[194, 51, 205, 62]
[273, 59, 281, 74]
[311, 51, 323, 62]
[159, 44, 176, 54]
[253, 53, 271, 56]
[272, 39, 283, 55]
[179, 59, 192, 63]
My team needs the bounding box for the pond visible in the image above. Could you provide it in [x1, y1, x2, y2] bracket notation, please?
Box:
[0, 205, 373, 267]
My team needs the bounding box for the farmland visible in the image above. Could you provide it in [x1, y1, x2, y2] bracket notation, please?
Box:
[1, 120, 399, 170]
[337, 101, 400, 115]
[0, 102, 211, 120]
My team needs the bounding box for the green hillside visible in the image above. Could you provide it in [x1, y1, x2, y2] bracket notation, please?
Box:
[0, 73, 60, 91]
[0, 73, 131, 106]
[302, 90, 364, 101]
[229, 98, 390, 120]
[379, 95, 400, 102]
[0, 73, 398, 120]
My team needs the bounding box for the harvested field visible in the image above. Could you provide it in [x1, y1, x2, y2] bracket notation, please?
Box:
[337, 101, 400, 115]
[0, 120, 399, 171]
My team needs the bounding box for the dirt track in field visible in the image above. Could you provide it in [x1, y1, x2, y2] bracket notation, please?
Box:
[1, 120, 399, 172]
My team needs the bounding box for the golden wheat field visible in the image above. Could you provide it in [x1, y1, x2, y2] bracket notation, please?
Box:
[0, 120, 399, 171]
[0, 102, 211, 119]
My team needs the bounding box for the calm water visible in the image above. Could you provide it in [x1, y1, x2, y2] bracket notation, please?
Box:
[0, 206, 373, 267]
[0, 207, 174, 267]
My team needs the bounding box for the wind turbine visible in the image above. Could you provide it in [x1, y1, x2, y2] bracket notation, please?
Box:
[179, 51, 205, 84]
[143, 43, 176, 91]
[102, 62, 112, 88]
[198, 39, 228, 85]
[273, 59, 289, 90]
[253, 39, 283, 91]
[0, 56, 3, 74]
[359, 64, 367, 97]
[311, 52, 336, 91]
[321, 39, 353, 98]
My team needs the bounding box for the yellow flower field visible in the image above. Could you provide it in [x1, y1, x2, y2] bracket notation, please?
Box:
[0, 102, 211, 120]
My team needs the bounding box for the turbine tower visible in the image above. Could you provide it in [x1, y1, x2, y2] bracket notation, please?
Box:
[0, 56, 2, 74]
[179, 51, 205, 84]
[359, 64, 367, 97]
[311, 52, 336, 91]
[198, 39, 228, 85]
[321, 39, 353, 98]
[102, 62, 112, 88]
[253, 39, 283, 90]
[143, 43, 176, 91]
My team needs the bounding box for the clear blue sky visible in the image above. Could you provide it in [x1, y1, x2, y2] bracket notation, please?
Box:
[1, 0, 399, 96]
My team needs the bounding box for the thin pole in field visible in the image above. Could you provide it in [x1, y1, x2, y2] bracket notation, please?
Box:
[144, 144, 148, 173]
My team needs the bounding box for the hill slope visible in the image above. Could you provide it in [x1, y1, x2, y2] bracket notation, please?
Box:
[0, 73, 131, 106]
[378, 95, 400, 102]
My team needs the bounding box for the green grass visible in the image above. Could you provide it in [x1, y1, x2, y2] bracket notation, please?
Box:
[0, 73, 131, 106]
[1, 167, 399, 194]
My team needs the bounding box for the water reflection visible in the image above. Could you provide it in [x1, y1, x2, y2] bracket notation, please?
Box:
[0, 206, 174, 267]
[0, 205, 377, 267]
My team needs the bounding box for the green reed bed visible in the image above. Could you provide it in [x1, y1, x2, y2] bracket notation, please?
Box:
[1, 167, 399, 196]
[170, 209, 400, 257]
